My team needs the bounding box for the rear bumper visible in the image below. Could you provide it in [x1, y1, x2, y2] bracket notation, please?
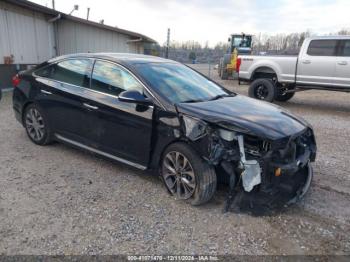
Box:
[12, 88, 25, 126]
[13, 105, 22, 124]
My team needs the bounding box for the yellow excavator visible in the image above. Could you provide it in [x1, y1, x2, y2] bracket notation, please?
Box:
[218, 34, 253, 79]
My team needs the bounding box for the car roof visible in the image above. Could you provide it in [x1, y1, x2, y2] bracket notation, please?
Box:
[306, 35, 350, 41]
[48, 53, 177, 65]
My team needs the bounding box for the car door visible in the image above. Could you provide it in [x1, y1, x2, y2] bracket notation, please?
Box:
[334, 39, 350, 87]
[34, 58, 95, 144]
[82, 60, 154, 167]
[297, 39, 337, 86]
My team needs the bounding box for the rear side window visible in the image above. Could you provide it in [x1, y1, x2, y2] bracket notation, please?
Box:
[35, 59, 92, 87]
[90, 60, 143, 96]
[340, 40, 350, 57]
[307, 40, 337, 56]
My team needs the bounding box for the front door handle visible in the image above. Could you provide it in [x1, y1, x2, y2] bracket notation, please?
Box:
[41, 89, 52, 95]
[338, 61, 348, 65]
[302, 60, 311, 64]
[83, 103, 99, 110]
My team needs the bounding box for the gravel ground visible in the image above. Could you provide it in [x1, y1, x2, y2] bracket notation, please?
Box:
[1, 65, 350, 255]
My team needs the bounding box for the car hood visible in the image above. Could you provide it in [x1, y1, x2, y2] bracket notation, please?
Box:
[176, 95, 309, 140]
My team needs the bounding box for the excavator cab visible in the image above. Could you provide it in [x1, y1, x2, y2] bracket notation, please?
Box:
[219, 34, 253, 79]
[229, 34, 252, 54]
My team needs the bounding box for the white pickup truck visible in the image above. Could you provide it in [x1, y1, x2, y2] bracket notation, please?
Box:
[238, 36, 350, 102]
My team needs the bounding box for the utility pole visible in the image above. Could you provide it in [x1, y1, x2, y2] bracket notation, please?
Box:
[52, 0, 55, 10]
[87, 7, 90, 20]
[165, 28, 170, 58]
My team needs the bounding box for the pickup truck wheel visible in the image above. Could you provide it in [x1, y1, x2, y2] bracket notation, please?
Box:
[249, 79, 276, 102]
[275, 89, 295, 102]
[161, 142, 217, 206]
[221, 69, 228, 80]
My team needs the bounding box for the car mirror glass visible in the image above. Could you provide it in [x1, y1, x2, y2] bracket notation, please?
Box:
[118, 90, 152, 106]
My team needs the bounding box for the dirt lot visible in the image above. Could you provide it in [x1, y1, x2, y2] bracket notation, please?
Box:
[1, 65, 350, 255]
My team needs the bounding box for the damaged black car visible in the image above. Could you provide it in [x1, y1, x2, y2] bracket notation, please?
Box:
[12, 53, 316, 211]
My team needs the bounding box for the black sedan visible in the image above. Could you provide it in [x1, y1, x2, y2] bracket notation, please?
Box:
[12, 53, 316, 210]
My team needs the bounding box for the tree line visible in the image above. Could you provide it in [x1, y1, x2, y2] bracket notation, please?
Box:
[158, 29, 350, 63]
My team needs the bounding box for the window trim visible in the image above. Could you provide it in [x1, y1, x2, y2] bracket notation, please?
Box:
[33, 57, 166, 110]
[33, 57, 94, 88]
[306, 39, 338, 57]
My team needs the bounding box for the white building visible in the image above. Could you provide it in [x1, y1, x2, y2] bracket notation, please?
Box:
[0, 0, 157, 88]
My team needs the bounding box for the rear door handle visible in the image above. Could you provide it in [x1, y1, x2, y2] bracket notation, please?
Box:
[302, 60, 311, 64]
[41, 89, 52, 95]
[338, 61, 348, 65]
[83, 103, 99, 110]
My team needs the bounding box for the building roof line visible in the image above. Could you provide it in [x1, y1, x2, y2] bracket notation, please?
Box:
[3, 0, 157, 43]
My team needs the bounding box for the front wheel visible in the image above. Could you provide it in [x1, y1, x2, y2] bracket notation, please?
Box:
[161, 142, 217, 206]
[248, 78, 276, 102]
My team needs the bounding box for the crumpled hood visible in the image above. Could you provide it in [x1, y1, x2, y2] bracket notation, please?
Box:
[176, 95, 309, 140]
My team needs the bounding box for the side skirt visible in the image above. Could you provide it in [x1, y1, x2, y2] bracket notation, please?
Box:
[55, 134, 147, 170]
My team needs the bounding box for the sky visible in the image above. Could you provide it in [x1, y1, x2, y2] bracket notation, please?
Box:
[30, 0, 350, 47]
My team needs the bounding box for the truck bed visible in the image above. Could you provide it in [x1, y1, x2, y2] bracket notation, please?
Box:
[239, 55, 298, 83]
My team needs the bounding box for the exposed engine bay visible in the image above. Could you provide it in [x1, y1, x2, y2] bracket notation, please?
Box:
[181, 114, 317, 215]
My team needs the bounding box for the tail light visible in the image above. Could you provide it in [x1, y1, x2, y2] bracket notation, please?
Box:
[236, 57, 242, 73]
[12, 74, 21, 87]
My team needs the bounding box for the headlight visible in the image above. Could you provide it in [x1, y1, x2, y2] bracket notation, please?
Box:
[218, 129, 237, 141]
[182, 115, 207, 141]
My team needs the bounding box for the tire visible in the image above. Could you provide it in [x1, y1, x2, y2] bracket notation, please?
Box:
[161, 142, 217, 206]
[248, 78, 276, 102]
[218, 60, 223, 77]
[23, 104, 52, 145]
[221, 69, 228, 80]
[275, 88, 295, 102]
[221, 54, 231, 80]
[223, 54, 232, 64]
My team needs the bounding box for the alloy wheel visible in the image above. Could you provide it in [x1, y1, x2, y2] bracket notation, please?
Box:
[25, 108, 45, 142]
[162, 151, 196, 199]
[255, 84, 269, 100]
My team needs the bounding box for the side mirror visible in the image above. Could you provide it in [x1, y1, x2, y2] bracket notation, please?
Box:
[118, 90, 152, 106]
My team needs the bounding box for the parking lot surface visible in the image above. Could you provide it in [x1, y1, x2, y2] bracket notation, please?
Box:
[1, 65, 350, 255]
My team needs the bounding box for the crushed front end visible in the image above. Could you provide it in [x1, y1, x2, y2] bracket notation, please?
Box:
[180, 114, 317, 215]
[212, 127, 316, 215]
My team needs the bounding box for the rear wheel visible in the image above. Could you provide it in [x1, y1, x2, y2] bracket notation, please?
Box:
[221, 68, 228, 80]
[161, 142, 217, 206]
[24, 104, 52, 145]
[248, 78, 276, 102]
[275, 86, 295, 102]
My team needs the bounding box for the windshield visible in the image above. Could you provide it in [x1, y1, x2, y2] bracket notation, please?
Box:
[135, 62, 231, 104]
[232, 36, 252, 48]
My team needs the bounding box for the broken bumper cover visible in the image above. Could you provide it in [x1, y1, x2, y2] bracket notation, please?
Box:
[225, 130, 316, 214]
[287, 163, 313, 205]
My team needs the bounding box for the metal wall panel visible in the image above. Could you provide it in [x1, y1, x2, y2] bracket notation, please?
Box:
[57, 19, 143, 55]
[0, 2, 55, 64]
[0, 8, 11, 60]
[0, 1, 146, 65]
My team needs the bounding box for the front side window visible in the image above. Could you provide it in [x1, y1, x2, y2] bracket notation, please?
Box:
[340, 40, 350, 57]
[307, 40, 337, 56]
[36, 59, 92, 87]
[90, 61, 143, 96]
